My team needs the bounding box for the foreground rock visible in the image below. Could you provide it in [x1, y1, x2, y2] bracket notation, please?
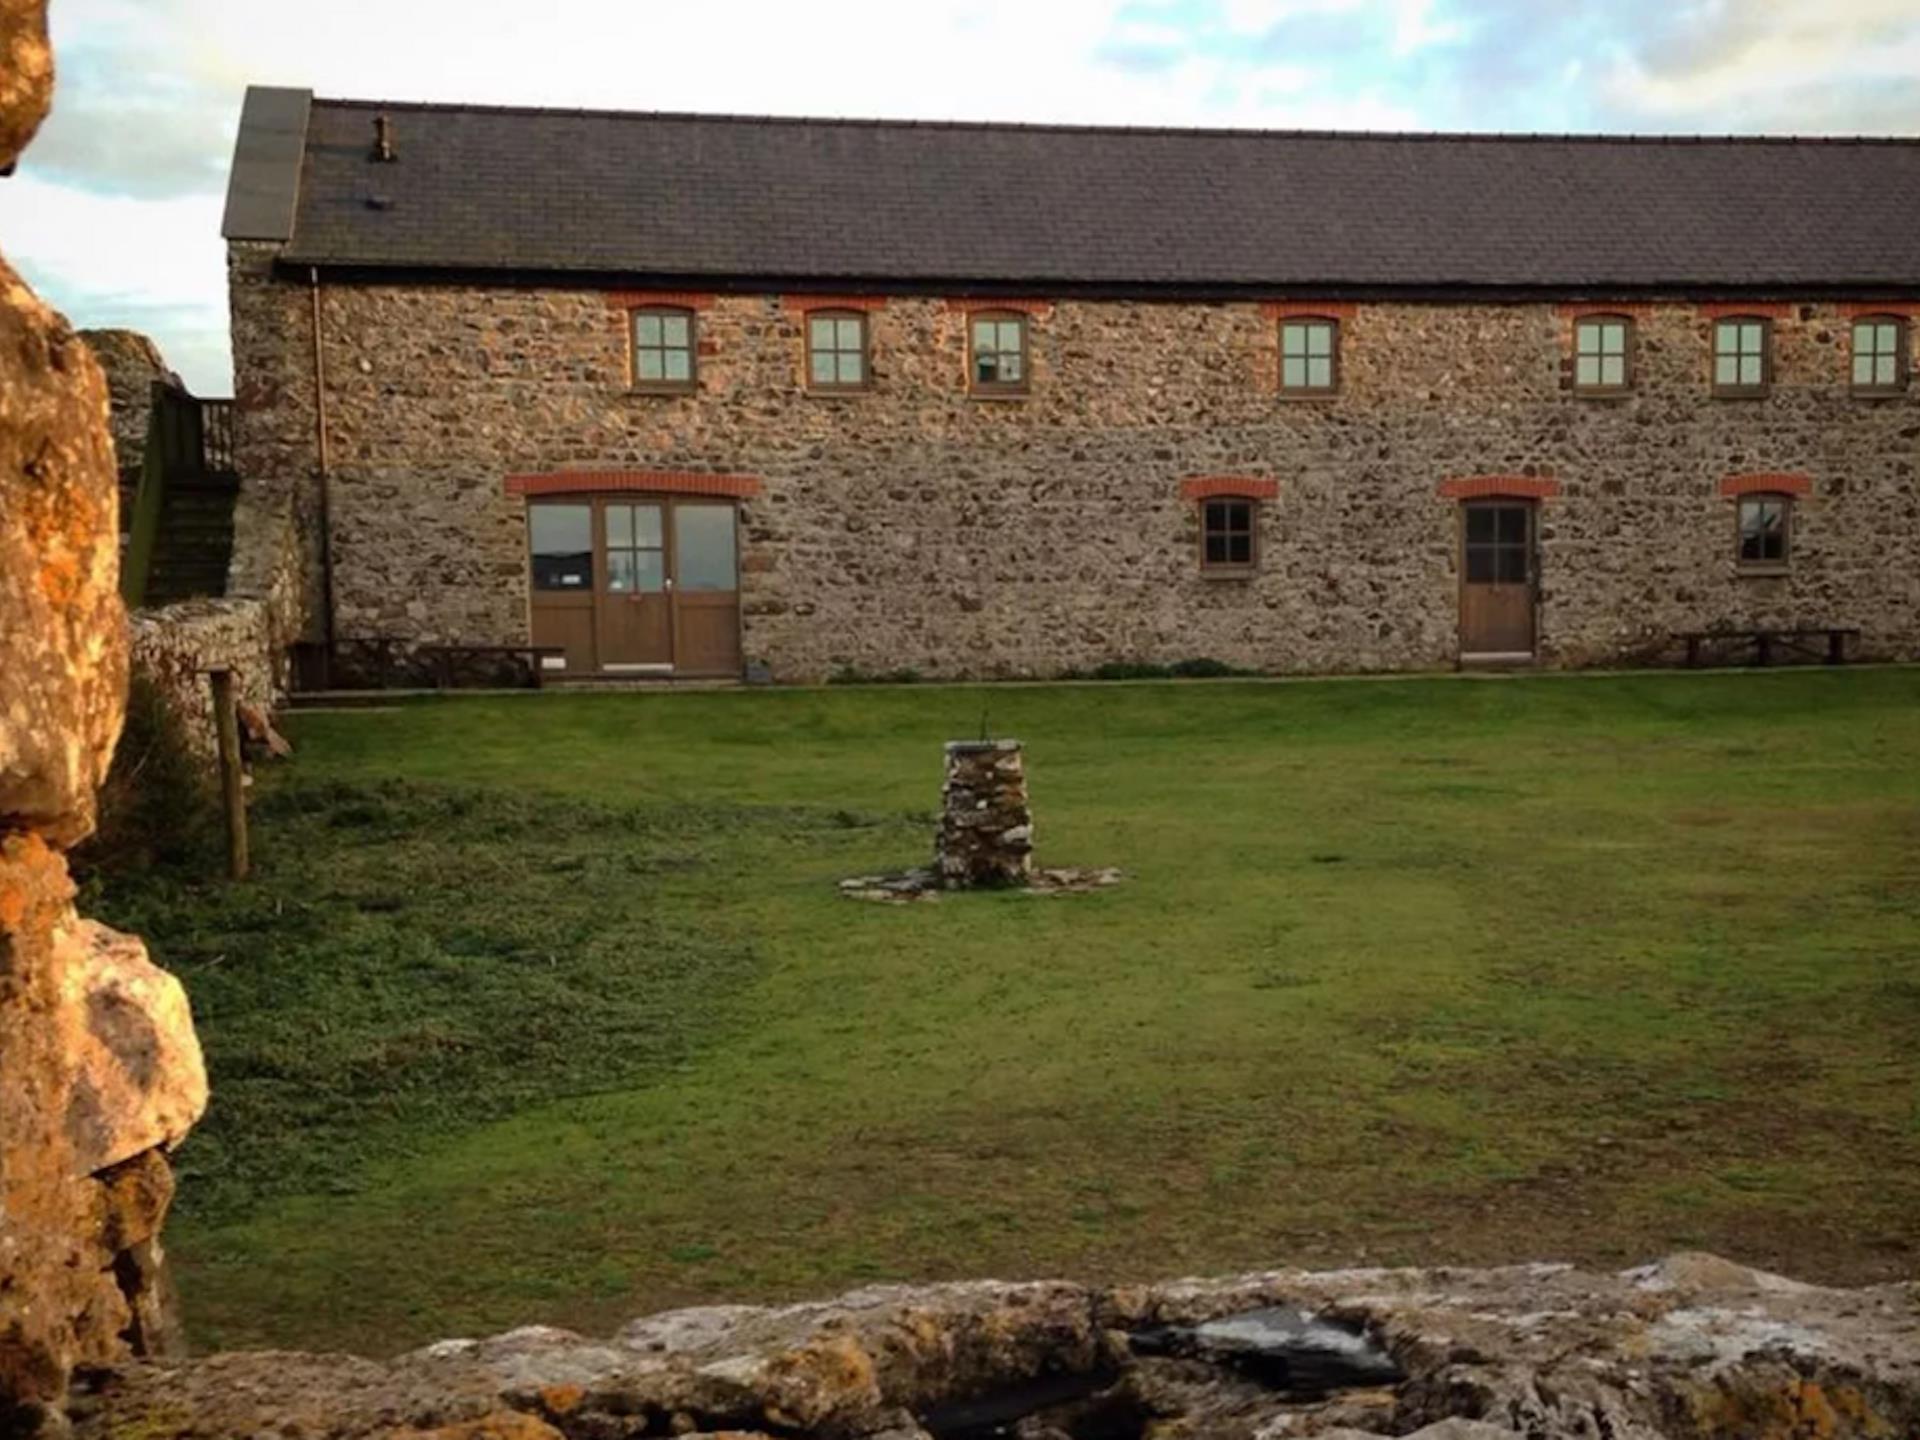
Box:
[71, 1255, 1920, 1438]
[0, 258, 125, 845]
[2, 5, 209, 1427]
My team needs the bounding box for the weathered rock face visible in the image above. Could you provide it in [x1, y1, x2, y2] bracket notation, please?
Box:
[0, 261, 127, 847]
[0, 0, 53, 170]
[935, 740, 1033, 889]
[68, 1255, 1920, 1438]
[1, 10, 209, 1424]
[0, 834, 206, 1426]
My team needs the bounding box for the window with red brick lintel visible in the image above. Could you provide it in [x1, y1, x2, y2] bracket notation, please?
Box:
[1736, 494, 1792, 571]
[631, 307, 697, 392]
[1573, 315, 1633, 393]
[1201, 497, 1257, 573]
[1712, 316, 1771, 397]
[1851, 315, 1908, 395]
[1279, 318, 1339, 395]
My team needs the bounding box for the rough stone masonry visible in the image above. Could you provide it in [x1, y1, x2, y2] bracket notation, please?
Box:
[935, 740, 1033, 888]
[0, 4, 208, 1428]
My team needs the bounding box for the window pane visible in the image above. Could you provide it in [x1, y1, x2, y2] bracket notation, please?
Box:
[1739, 354, 1762, 386]
[632, 549, 666, 592]
[663, 349, 691, 382]
[1002, 321, 1026, 353]
[1601, 355, 1625, 387]
[1227, 533, 1252, 564]
[636, 349, 664, 382]
[635, 313, 662, 345]
[1282, 356, 1307, 389]
[1576, 354, 1600, 387]
[975, 353, 997, 384]
[1600, 322, 1625, 356]
[1307, 357, 1332, 389]
[1282, 324, 1307, 357]
[675, 505, 737, 591]
[606, 504, 632, 548]
[1875, 355, 1896, 386]
[529, 505, 592, 590]
[660, 314, 689, 346]
[837, 318, 862, 350]
[1205, 534, 1229, 564]
[811, 351, 835, 384]
[632, 504, 662, 548]
[1497, 507, 1527, 543]
[606, 550, 636, 593]
[1715, 354, 1739, 387]
[972, 318, 994, 350]
[1496, 547, 1529, 583]
[809, 315, 833, 347]
[1307, 324, 1332, 357]
[999, 349, 1023, 382]
[1465, 548, 1496, 582]
[1740, 322, 1763, 354]
[841, 351, 864, 384]
[1465, 508, 1496, 543]
[1854, 352, 1875, 386]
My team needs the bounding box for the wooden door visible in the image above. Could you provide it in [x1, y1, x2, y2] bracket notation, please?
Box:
[1459, 501, 1535, 656]
[670, 501, 742, 677]
[596, 499, 673, 671]
[527, 501, 596, 675]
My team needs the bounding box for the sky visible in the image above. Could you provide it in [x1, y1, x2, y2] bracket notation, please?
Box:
[2, 0, 1917, 395]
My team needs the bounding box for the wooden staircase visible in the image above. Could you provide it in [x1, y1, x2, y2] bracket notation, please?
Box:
[124, 387, 239, 607]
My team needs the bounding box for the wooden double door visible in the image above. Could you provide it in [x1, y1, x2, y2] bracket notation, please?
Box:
[528, 496, 741, 677]
[1459, 500, 1537, 658]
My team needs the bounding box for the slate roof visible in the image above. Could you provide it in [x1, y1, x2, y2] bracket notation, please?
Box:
[239, 90, 1920, 292]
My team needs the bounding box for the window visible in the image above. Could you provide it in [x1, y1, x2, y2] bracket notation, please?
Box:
[1713, 317, 1770, 396]
[1574, 316, 1632, 393]
[1463, 504, 1531, 583]
[1279, 318, 1338, 394]
[807, 311, 868, 390]
[631, 307, 695, 390]
[1851, 315, 1907, 394]
[1736, 494, 1791, 570]
[1200, 497, 1256, 572]
[528, 503, 592, 591]
[969, 312, 1028, 393]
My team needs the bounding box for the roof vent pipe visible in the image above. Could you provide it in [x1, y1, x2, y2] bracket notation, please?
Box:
[371, 114, 395, 162]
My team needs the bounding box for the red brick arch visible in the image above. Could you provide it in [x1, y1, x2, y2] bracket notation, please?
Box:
[1719, 472, 1812, 499]
[1436, 475, 1560, 501]
[504, 469, 762, 498]
[1179, 476, 1279, 502]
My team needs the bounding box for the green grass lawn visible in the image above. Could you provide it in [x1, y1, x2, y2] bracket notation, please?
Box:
[93, 670, 1920, 1356]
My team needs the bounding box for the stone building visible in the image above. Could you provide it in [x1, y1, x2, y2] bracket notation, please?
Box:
[221, 88, 1920, 682]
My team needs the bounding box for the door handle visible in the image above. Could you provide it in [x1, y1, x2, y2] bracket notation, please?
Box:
[664, 578, 674, 591]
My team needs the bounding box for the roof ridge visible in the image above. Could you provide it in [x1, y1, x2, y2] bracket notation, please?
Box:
[305, 95, 1920, 147]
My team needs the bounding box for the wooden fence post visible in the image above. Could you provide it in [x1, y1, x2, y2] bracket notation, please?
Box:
[207, 668, 249, 880]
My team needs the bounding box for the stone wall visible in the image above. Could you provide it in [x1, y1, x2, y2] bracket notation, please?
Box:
[128, 597, 278, 761]
[0, 9, 209, 1426]
[227, 267, 1920, 683]
[77, 328, 179, 512]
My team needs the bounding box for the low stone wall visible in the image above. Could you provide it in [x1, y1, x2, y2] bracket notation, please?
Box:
[128, 598, 278, 761]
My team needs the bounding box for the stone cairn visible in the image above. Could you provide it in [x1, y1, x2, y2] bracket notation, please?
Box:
[935, 739, 1034, 889]
[1, 5, 208, 1428]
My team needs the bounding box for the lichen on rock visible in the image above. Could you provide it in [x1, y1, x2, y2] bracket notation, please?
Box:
[64, 1257, 1920, 1439]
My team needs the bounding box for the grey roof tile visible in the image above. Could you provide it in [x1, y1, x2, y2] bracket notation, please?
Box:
[272, 95, 1920, 290]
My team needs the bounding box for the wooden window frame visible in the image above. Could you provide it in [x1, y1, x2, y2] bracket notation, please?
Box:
[805, 309, 870, 393]
[1198, 496, 1259, 576]
[1277, 317, 1340, 397]
[1712, 316, 1772, 398]
[630, 306, 698, 394]
[1735, 492, 1792, 574]
[1849, 314, 1909, 397]
[967, 310, 1030, 397]
[1572, 314, 1634, 395]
